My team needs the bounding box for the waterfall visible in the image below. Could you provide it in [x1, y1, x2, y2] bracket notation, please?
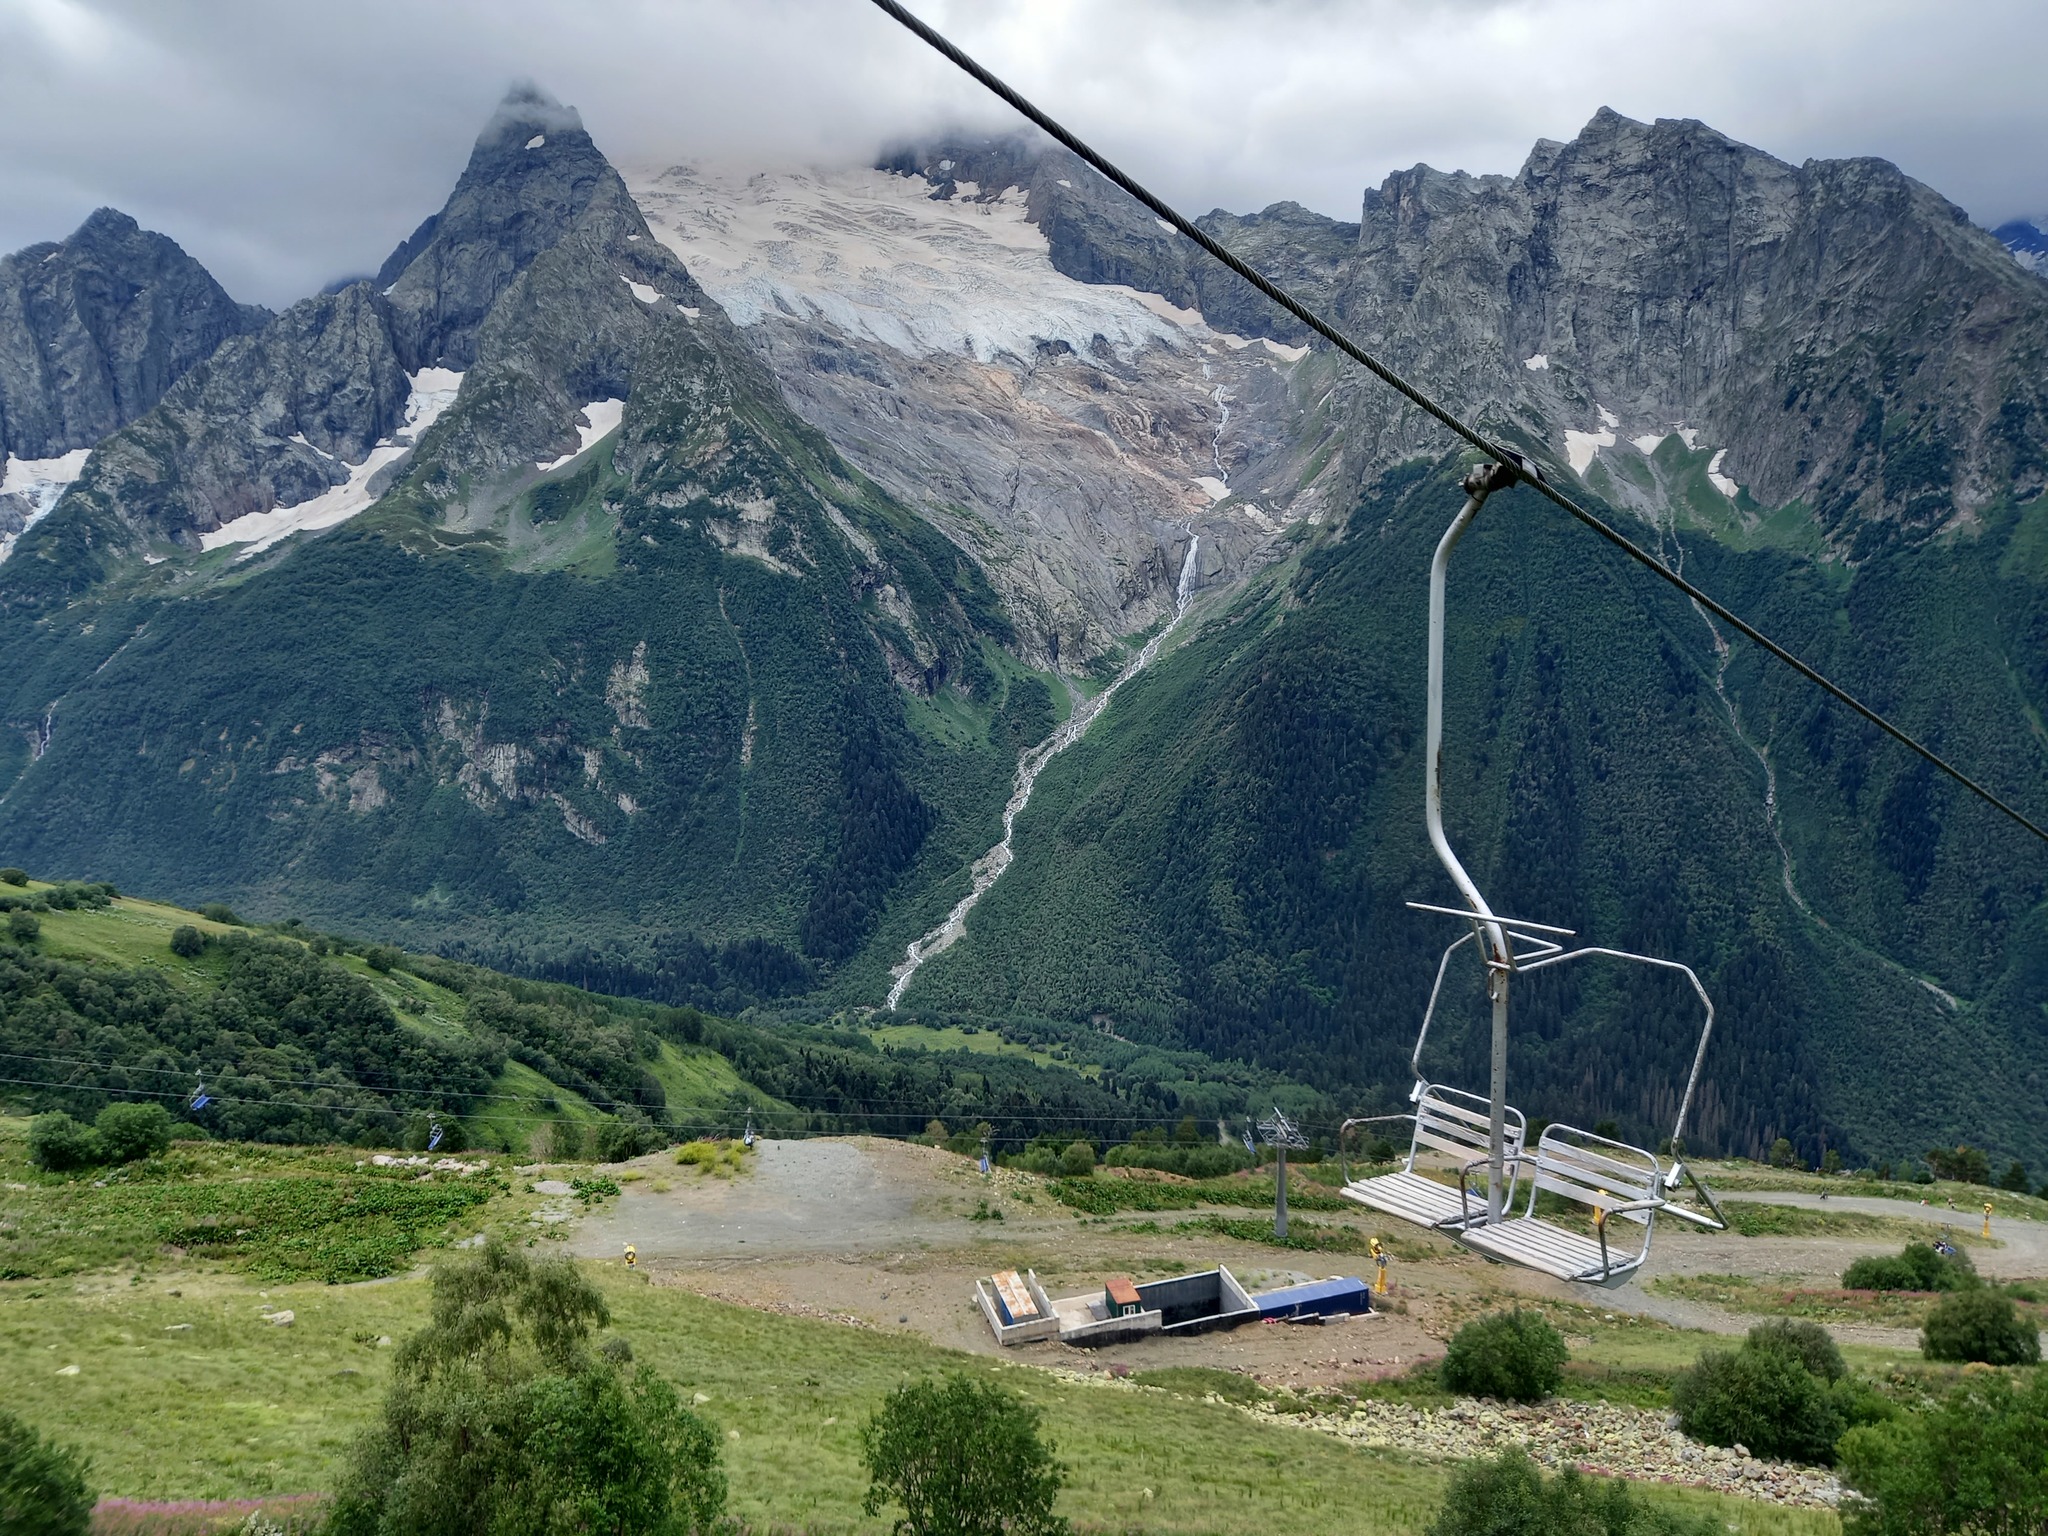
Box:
[885, 535, 1202, 1009]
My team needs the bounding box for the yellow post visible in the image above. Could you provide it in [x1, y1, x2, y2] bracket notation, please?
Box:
[624, 1244, 637, 1269]
[1370, 1236, 1389, 1295]
[1983, 1202, 1994, 1241]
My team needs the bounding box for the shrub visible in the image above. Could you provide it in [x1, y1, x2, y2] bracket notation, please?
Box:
[1747, 1319, 1846, 1382]
[593, 1114, 661, 1163]
[198, 903, 241, 925]
[7, 909, 38, 943]
[169, 925, 206, 958]
[1671, 1321, 1866, 1464]
[1920, 1288, 2041, 1365]
[0, 1408, 94, 1535]
[861, 1373, 1069, 1536]
[1425, 1448, 1713, 1536]
[1843, 1241, 1975, 1293]
[364, 945, 403, 973]
[26, 1113, 99, 1173]
[1440, 1310, 1568, 1402]
[0, 868, 27, 887]
[95, 1102, 177, 1163]
[327, 1240, 725, 1536]
[1058, 1140, 1096, 1177]
[1838, 1370, 2048, 1535]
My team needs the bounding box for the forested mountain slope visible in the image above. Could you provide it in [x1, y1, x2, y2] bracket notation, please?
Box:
[894, 451, 2048, 1169]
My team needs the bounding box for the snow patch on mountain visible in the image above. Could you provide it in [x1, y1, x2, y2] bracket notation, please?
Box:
[628, 163, 1241, 364]
[202, 369, 462, 556]
[0, 448, 92, 563]
[1707, 449, 1739, 498]
[537, 399, 625, 473]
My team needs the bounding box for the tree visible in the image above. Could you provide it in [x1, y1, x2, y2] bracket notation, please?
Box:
[94, 1103, 177, 1163]
[327, 1239, 725, 1536]
[862, 1373, 1069, 1536]
[7, 910, 38, 944]
[1769, 1137, 1798, 1168]
[0, 868, 26, 886]
[26, 1113, 98, 1172]
[1058, 1141, 1095, 1176]
[1440, 1310, 1568, 1402]
[0, 1410, 93, 1536]
[1926, 1146, 1992, 1185]
[169, 925, 205, 958]
[1920, 1289, 2041, 1366]
[1839, 1371, 2048, 1535]
[1999, 1160, 2031, 1194]
[1426, 1449, 1714, 1536]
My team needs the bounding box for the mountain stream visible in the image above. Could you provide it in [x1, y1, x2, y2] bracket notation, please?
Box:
[885, 536, 1202, 1008]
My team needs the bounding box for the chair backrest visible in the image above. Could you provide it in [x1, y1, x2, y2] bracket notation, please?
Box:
[1409, 1083, 1527, 1170]
[1527, 1124, 1662, 1223]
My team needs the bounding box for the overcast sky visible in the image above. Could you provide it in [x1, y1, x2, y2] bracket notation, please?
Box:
[4, 0, 2045, 308]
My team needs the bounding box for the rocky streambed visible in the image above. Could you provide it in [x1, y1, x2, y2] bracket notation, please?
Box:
[1040, 1367, 1841, 1510]
[1272, 1396, 1841, 1509]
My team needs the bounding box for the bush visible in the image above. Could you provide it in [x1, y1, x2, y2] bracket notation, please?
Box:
[1058, 1140, 1096, 1177]
[861, 1372, 1069, 1536]
[1747, 1319, 1846, 1382]
[1838, 1370, 2048, 1535]
[198, 903, 241, 925]
[593, 1114, 661, 1163]
[365, 945, 403, 973]
[26, 1113, 99, 1173]
[327, 1240, 725, 1536]
[8, 909, 39, 943]
[1920, 1288, 2041, 1365]
[1843, 1241, 1976, 1293]
[0, 868, 26, 887]
[1439, 1310, 1568, 1402]
[1671, 1321, 1867, 1464]
[1426, 1448, 1713, 1536]
[169, 925, 206, 958]
[95, 1102, 177, 1163]
[0, 1409, 94, 1535]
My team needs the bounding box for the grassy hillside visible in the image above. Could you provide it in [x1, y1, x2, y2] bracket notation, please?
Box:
[0, 878, 1328, 1156]
[898, 457, 2048, 1170]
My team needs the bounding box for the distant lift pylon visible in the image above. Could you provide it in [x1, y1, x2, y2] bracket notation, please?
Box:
[1340, 463, 1725, 1287]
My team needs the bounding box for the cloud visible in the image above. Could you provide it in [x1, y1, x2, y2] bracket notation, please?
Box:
[1, 0, 2042, 307]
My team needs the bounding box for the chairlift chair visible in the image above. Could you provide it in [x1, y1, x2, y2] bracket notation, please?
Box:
[1340, 932, 1534, 1232]
[1344, 462, 1725, 1283]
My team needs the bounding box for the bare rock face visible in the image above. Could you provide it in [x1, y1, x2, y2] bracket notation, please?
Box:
[1331, 108, 2048, 550]
[44, 281, 411, 548]
[0, 207, 265, 463]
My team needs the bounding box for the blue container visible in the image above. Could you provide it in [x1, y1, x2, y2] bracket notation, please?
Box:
[1251, 1276, 1373, 1320]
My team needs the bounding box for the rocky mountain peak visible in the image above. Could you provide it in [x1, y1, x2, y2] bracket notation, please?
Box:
[377, 83, 626, 371]
[0, 206, 264, 463]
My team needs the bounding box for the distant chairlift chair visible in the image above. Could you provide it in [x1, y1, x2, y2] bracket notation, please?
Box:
[1341, 460, 1725, 1284]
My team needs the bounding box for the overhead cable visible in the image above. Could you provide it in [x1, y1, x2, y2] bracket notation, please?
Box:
[865, 0, 2048, 849]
